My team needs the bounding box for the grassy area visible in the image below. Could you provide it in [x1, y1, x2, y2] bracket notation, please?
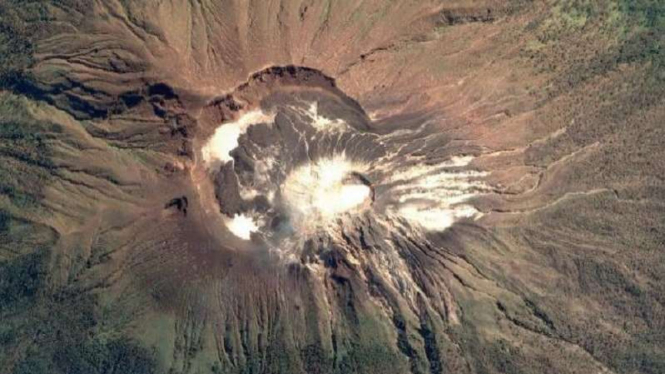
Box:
[0, 1, 43, 88]
[0, 248, 158, 374]
[0, 94, 56, 213]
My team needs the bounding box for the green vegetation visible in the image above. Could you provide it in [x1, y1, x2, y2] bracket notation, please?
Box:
[333, 342, 407, 374]
[0, 8, 158, 370]
[0, 1, 41, 88]
[526, 0, 664, 78]
[0, 249, 46, 311]
[0, 248, 157, 374]
[0, 95, 57, 167]
[10, 336, 157, 374]
[0, 94, 56, 212]
[522, 0, 665, 160]
[617, 0, 665, 72]
[0, 210, 9, 233]
[52, 337, 157, 374]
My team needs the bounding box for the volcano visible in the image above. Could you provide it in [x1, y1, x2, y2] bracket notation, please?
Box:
[1, 1, 664, 374]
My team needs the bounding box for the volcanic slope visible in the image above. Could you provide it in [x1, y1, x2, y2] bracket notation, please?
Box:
[0, 1, 664, 374]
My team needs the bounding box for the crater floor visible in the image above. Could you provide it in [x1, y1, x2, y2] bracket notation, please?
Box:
[199, 72, 487, 262]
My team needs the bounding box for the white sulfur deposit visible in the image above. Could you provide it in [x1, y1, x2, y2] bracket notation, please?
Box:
[281, 155, 371, 232]
[201, 109, 276, 167]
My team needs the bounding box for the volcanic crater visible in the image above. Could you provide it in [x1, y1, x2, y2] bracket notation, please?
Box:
[195, 66, 486, 265]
